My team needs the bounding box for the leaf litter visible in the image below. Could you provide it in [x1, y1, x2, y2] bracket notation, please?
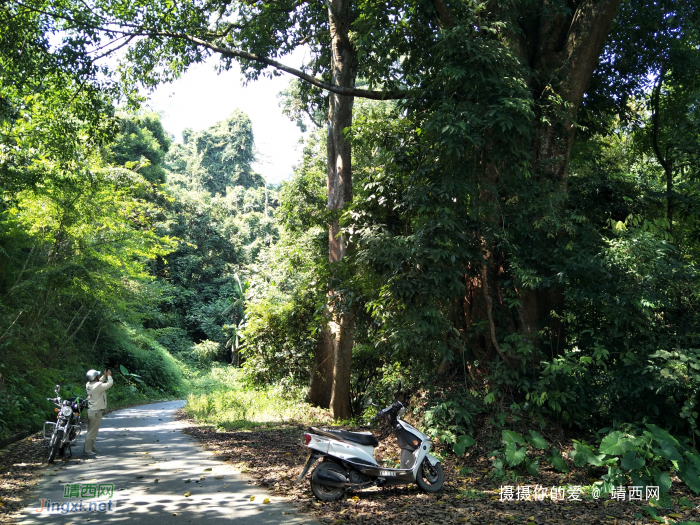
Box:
[174, 410, 700, 525]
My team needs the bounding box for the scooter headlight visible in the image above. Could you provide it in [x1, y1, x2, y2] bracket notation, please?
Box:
[61, 407, 72, 417]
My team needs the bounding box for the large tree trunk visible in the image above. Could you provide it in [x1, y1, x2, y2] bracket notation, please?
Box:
[307, 326, 334, 408]
[438, 0, 623, 370]
[510, 0, 622, 354]
[650, 67, 674, 233]
[306, 0, 357, 420]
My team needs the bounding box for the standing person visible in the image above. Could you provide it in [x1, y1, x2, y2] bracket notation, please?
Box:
[84, 369, 113, 457]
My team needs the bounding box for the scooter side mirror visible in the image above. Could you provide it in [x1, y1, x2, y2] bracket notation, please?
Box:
[363, 397, 373, 407]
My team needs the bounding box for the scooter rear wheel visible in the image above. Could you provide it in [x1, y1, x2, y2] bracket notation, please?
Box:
[310, 462, 345, 502]
[416, 459, 444, 493]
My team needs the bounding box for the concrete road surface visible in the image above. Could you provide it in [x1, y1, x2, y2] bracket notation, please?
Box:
[18, 400, 316, 524]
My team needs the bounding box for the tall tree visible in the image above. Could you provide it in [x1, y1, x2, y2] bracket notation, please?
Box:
[166, 111, 261, 196]
[108, 112, 171, 184]
[26, 0, 698, 416]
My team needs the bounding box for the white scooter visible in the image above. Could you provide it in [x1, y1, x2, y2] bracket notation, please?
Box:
[297, 388, 444, 501]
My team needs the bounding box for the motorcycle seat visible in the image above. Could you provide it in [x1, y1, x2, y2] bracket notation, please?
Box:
[310, 427, 379, 447]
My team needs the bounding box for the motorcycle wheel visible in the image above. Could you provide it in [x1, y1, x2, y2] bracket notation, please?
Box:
[60, 427, 76, 456]
[310, 462, 345, 502]
[416, 459, 444, 493]
[48, 430, 63, 464]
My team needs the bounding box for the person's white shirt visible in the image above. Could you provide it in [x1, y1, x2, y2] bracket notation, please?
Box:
[86, 376, 113, 410]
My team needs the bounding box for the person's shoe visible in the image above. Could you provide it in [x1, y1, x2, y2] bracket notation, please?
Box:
[92, 448, 99, 453]
[83, 451, 97, 457]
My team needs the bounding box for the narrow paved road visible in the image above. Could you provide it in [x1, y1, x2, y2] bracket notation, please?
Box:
[18, 401, 316, 524]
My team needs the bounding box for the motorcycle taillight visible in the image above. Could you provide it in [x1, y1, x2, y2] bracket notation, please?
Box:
[303, 433, 312, 446]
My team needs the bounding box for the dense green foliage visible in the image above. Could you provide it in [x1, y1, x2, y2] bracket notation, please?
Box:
[2, 0, 699, 499]
[0, 1, 183, 434]
[0, 2, 276, 436]
[147, 110, 278, 357]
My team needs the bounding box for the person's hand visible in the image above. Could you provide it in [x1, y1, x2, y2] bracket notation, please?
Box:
[105, 369, 112, 377]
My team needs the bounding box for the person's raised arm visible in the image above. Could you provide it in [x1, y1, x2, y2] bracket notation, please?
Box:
[102, 369, 114, 390]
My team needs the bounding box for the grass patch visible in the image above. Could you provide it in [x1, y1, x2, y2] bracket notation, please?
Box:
[183, 363, 331, 429]
[458, 487, 489, 500]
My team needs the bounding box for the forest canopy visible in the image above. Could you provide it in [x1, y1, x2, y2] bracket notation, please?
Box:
[0, 0, 699, 499]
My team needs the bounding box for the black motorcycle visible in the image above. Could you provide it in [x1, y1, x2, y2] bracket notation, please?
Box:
[44, 384, 86, 463]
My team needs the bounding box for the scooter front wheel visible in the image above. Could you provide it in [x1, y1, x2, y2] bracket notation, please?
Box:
[310, 462, 345, 502]
[416, 459, 444, 493]
[48, 430, 63, 464]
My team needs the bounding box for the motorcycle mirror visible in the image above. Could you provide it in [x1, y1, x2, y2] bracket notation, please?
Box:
[363, 397, 373, 407]
[54, 385, 60, 392]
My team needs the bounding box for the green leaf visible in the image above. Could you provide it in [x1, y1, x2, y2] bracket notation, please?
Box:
[654, 469, 672, 494]
[120, 365, 129, 376]
[505, 442, 526, 467]
[453, 435, 476, 456]
[525, 457, 539, 476]
[644, 424, 680, 447]
[652, 442, 683, 463]
[571, 442, 605, 467]
[502, 430, 526, 446]
[525, 430, 548, 450]
[678, 453, 700, 494]
[657, 492, 673, 509]
[548, 448, 569, 473]
[599, 431, 634, 455]
[621, 451, 645, 471]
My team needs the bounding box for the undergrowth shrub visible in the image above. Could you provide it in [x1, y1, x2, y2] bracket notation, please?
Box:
[0, 323, 184, 439]
[184, 365, 331, 429]
[488, 425, 700, 500]
[241, 288, 321, 388]
[151, 327, 193, 355]
[98, 323, 182, 395]
[192, 340, 223, 363]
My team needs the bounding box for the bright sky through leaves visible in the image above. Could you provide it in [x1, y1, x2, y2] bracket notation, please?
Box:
[147, 54, 307, 185]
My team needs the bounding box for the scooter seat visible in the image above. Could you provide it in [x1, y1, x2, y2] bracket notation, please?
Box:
[310, 427, 379, 448]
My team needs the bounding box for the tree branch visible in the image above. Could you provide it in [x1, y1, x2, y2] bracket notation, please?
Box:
[480, 257, 511, 366]
[556, 0, 623, 107]
[166, 32, 407, 100]
[12, 0, 407, 100]
[432, 0, 454, 28]
[0, 310, 23, 343]
[651, 67, 671, 174]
